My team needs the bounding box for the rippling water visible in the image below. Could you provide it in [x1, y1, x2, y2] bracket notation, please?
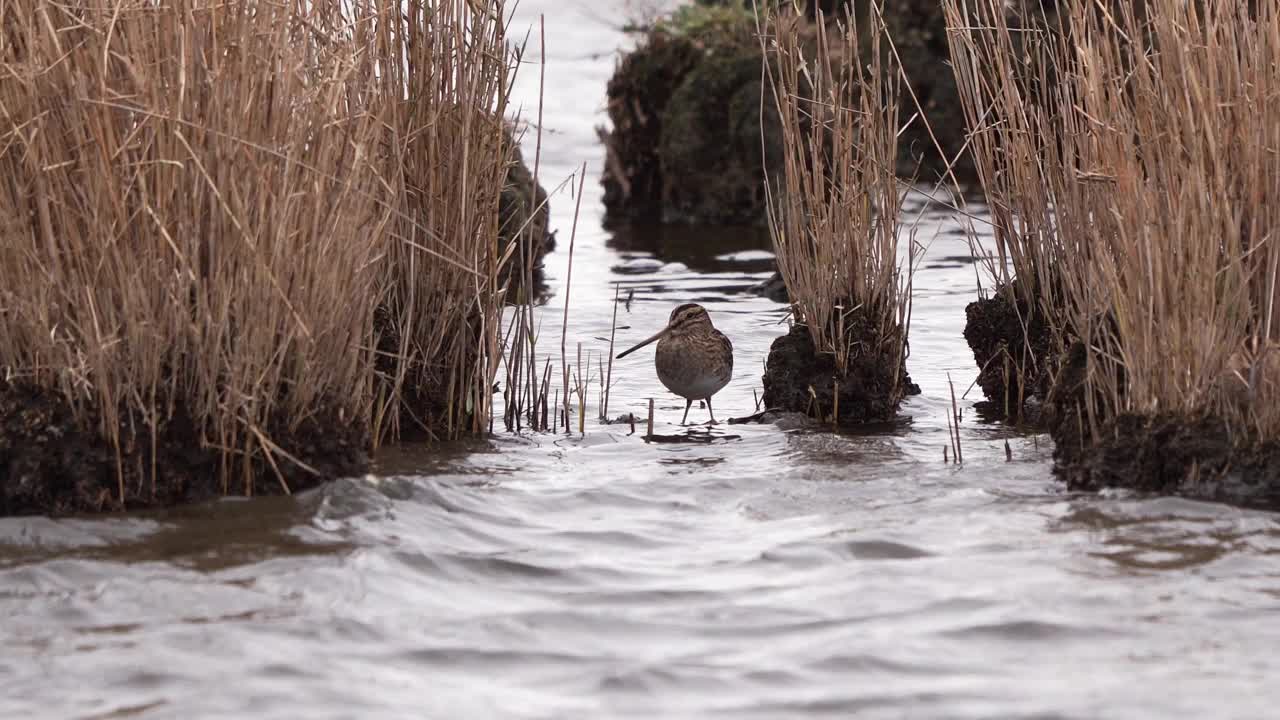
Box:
[5, 3, 1280, 718]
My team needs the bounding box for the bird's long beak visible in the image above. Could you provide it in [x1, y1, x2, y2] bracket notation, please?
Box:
[615, 327, 668, 359]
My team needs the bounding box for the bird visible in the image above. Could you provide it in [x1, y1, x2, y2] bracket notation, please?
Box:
[616, 303, 734, 425]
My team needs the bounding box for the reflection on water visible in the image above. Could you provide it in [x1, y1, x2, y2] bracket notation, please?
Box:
[0, 495, 348, 573]
[2, 2, 1280, 718]
[608, 223, 774, 273]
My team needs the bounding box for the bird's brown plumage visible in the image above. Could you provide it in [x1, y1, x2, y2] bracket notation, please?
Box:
[617, 303, 733, 424]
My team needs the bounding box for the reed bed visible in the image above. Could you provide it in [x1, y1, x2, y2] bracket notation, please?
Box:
[759, 5, 914, 420]
[0, 0, 521, 511]
[946, 0, 1280, 478]
[368, 0, 516, 442]
[943, 1, 1071, 314]
[764, 7, 908, 372]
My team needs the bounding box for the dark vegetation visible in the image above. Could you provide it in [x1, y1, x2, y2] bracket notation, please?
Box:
[601, 4, 771, 225]
[602, 0, 970, 226]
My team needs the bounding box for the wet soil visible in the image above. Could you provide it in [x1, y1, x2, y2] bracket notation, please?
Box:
[761, 312, 919, 426]
[1052, 410, 1280, 510]
[1043, 340, 1280, 509]
[750, 270, 789, 303]
[962, 287, 1053, 418]
[0, 382, 366, 517]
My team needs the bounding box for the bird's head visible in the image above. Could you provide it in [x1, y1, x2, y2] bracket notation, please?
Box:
[616, 303, 715, 358]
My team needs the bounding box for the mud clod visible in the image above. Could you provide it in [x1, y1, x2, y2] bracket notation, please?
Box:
[501, 137, 554, 253]
[1042, 339, 1280, 509]
[499, 132, 555, 297]
[601, 32, 704, 224]
[0, 383, 367, 517]
[962, 289, 1052, 416]
[657, 49, 781, 224]
[1051, 411, 1280, 510]
[762, 315, 918, 426]
[750, 271, 789, 303]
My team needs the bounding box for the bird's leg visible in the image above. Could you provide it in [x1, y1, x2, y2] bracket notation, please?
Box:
[681, 398, 692, 425]
[706, 397, 719, 425]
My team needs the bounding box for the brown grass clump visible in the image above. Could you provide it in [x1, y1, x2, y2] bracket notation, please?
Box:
[367, 1, 517, 441]
[759, 5, 915, 424]
[946, 0, 1280, 498]
[0, 0, 520, 513]
[943, 0, 1073, 413]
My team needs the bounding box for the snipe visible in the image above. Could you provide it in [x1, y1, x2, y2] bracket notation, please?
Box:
[616, 303, 734, 424]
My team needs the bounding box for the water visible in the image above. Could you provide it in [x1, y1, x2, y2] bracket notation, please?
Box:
[5, 3, 1280, 718]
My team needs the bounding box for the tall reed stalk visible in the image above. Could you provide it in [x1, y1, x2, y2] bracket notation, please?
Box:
[368, 0, 517, 442]
[762, 6, 911, 381]
[946, 0, 1280, 443]
[944, 0, 1075, 331]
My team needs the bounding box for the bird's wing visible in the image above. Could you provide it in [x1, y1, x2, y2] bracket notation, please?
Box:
[716, 329, 734, 375]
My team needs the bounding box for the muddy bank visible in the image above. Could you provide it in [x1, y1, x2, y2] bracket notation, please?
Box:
[971, 296, 1280, 509]
[1051, 408, 1280, 510]
[601, 0, 971, 226]
[1041, 338, 1280, 509]
[761, 313, 919, 426]
[962, 286, 1053, 419]
[0, 382, 367, 516]
[0, 145, 536, 518]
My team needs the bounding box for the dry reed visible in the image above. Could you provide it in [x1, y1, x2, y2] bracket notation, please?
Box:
[0, 0, 522, 507]
[943, 0, 1077, 346]
[600, 283, 621, 422]
[368, 0, 517, 442]
[946, 0, 1280, 446]
[501, 15, 552, 434]
[761, 5, 912, 383]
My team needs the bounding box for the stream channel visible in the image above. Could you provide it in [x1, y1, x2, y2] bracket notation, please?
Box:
[3, 3, 1280, 718]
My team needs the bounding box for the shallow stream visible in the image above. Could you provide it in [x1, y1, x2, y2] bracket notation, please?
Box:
[4, 3, 1280, 718]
